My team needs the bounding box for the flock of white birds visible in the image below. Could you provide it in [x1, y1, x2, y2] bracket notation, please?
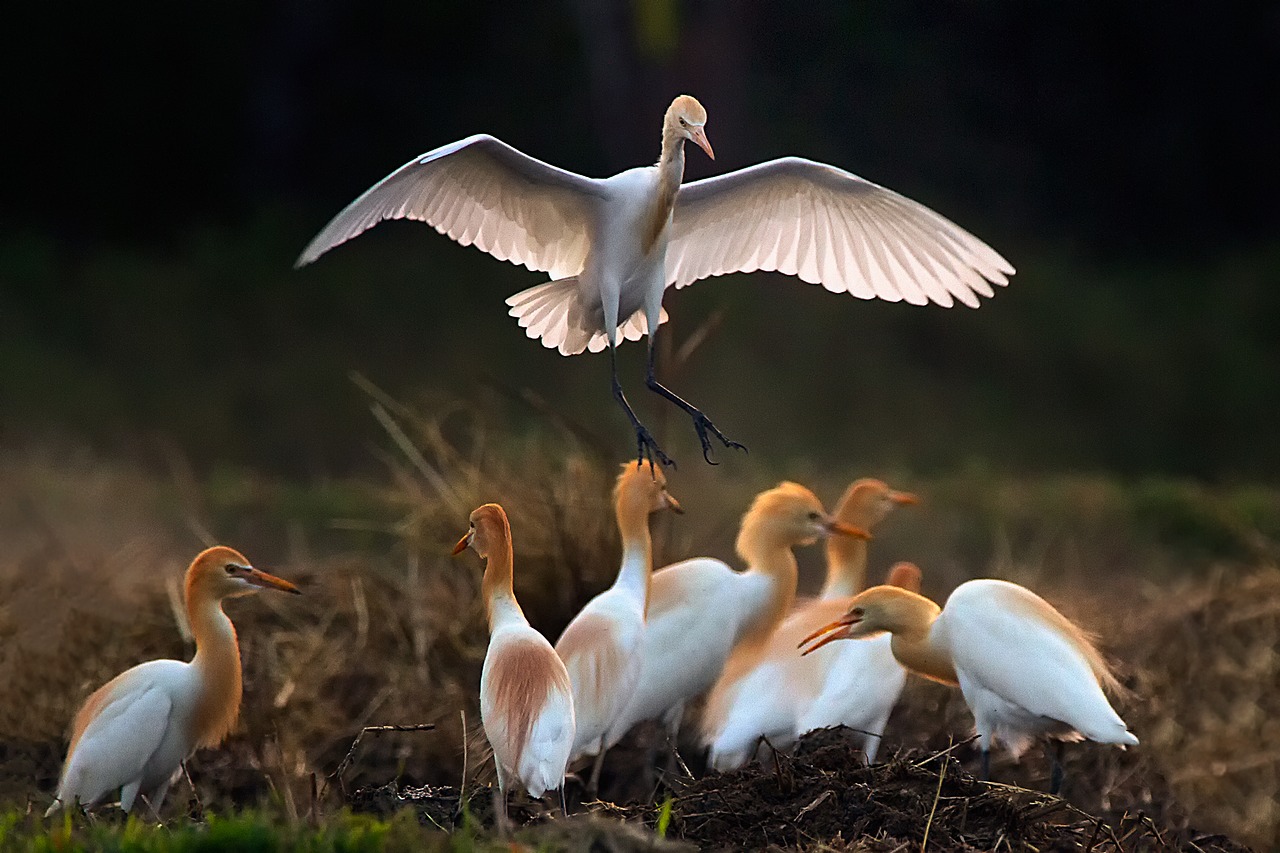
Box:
[43, 96, 1138, 828]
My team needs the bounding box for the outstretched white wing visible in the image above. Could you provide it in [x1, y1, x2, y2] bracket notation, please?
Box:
[666, 157, 1013, 307]
[297, 134, 601, 280]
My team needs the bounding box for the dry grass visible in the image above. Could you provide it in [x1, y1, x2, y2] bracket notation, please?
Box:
[0, 406, 1276, 848]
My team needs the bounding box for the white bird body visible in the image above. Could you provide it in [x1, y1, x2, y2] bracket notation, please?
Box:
[932, 579, 1136, 756]
[605, 483, 869, 750]
[800, 577, 1138, 777]
[48, 547, 300, 816]
[555, 462, 680, 763]
[703, 482, 918, 769]
[297, 96, 1014, 464]
[481, 607, 575, 798]
[456, 504, 574, 811]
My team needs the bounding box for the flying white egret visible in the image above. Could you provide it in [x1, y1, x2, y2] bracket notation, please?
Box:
[296, 95, 1014, 466]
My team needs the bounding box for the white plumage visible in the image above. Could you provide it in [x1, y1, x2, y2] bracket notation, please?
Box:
[604, 482, 868, 753]
[800, 577, 1137, 789]
[48, 546, 300, 816]
[554, 462, 680, 782]
[297, 95, 1014, 464]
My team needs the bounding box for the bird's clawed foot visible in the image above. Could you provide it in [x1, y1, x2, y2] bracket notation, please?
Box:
[635, 424, 676, 471]
[688, 411, 748, 465]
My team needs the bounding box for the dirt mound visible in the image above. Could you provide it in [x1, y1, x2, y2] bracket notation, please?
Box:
[606, 728, 1252, 852]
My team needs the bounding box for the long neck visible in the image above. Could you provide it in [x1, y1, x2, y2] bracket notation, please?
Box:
[643, 127, 686, 251]
[481, 534, 526, 632]
[735, 526, 800, 648]
[613, 495, 654, 614]
[821, 536, 868, 599]
[885, 603, 959, 686]
[187, 589, 243, 748]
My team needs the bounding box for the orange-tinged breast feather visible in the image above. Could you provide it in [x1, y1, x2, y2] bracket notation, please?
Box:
[556, 613, 624, 709]
[490, 638, 571, 769]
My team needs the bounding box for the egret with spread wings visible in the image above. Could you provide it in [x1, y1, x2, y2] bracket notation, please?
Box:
[297, 95, 1013, 466]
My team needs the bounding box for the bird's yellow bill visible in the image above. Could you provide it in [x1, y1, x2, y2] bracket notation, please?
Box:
[891, 491, 921, 506]
[664, 493, 685, 514]
[798, 618, 853, 656]
[690, 126, 715, 160]
[451, 530, 472, 556]
[245, 568, 302, 595]
[829, 521, 872, 540]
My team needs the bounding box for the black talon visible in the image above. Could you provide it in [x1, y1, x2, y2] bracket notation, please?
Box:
[644, 340, 746, 465]
[611, 345, 676, 469]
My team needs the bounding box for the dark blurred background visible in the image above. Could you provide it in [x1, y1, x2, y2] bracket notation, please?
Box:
[3, 0, 1278, 480]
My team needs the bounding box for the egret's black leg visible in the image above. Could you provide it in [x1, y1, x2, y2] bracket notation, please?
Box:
[1048, 741, 1066, 795]
[644, 341, 747, 464]
[609, 345, 673, 469]
[980, 748, 991, 782]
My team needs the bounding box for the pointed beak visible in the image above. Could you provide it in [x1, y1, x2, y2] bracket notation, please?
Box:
[689, 126, 714, 160]
[244, 568, 302, 595]
[664, 491, 684, 515]
[451, 530, 473, 556]
[798, 615, 858, 656]
[891, 491, 920, 506]
[826, 519, 871, 540]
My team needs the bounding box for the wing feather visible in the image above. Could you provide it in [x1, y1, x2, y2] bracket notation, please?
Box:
[666, 157, 1013, 305]
[297, 135, 601, 280]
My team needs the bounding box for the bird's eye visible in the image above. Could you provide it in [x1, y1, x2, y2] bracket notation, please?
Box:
[224, 564, 237, 575]
[678, 117, 688, 127]
[851, 607, 864, 619]
[807, 511, 821, 521]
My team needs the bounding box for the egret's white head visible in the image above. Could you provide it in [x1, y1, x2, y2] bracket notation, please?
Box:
[186, 545, 301, 601]
[665, 95, 714, 160]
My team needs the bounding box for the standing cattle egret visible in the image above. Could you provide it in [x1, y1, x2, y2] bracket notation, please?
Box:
[453, 504, 574, 828]
[702, 481, 916, 769]
[800, 578, 1138, 793]
[603, 482, 869, 758]
[554, 461, 681, 791]
[47, 546, 300, 816]
[296, 95, 1014, 467]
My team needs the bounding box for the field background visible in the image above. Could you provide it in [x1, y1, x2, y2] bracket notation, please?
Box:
[3, 1, 1278, 849]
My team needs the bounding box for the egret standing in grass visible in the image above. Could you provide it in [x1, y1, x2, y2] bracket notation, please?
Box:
[47, 546, 300, 816]
[555, 461, 681, 793]
[454, 503, 574, 829]
[296, 95, 1014, 466]
[800, 577, 1138, 793]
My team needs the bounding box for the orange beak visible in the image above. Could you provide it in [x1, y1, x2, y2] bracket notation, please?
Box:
[664, 492, 685, 515]
[827, 520, 872, 540]
[891, 491, 921, 506]
[244, 568, 302, 595]
[689, 126, 714, 160]
[797, 614, 859, 656]
[451, 530, 473, 556]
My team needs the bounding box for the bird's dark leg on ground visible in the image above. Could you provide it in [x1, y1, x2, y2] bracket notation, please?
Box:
[644, 339, 746, 464]
[980, 748, 991, 782]
[1048, 741, 1066, 795]
[609, 345, 674, 468]
[587, 749, 606, 797]
[559, 786, 569, 817]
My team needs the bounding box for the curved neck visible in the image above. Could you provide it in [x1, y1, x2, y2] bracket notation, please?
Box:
[881, 597, 958, 686]
[821, 536, 868, 599]
[481, 533, 525, 632]
[613, 494, 655, 614]
[644, 129, 686, 251]
[735, 528, 800, 648]
[186, 590, 243, 747]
